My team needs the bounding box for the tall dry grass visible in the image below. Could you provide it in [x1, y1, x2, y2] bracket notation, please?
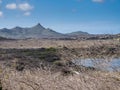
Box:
[0, 63, 120, 90]
[0, 39, 119, 49]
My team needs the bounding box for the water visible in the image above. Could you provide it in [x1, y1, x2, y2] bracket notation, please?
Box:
[73, 58, 120, 72]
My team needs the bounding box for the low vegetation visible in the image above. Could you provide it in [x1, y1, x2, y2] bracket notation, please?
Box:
[0, 39, 120, 90]
[0, 64, 120, 90]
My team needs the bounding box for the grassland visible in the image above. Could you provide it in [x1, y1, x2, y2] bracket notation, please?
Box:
[0, 39, 120, 90]
[0, 39, 119, 49]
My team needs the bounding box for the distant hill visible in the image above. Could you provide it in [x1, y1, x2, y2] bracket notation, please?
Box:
[0, 36, 11, 40]
[66, 31, 89, 36]
[0, 23, 66, 39]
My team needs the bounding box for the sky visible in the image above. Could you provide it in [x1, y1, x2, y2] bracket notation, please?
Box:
[0, 0, 120, 34]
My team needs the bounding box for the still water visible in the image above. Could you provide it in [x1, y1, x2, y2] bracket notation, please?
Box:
[73, 58, 120, 72]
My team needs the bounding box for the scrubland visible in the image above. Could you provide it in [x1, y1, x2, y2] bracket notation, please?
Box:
[0, 39, 120, 90]
[0, 39, 119, 49]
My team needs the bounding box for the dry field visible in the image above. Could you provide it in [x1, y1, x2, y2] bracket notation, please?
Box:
[0, 39, 120, 90]
[0, 66, 120, 90]
[0, 39, 119, 49]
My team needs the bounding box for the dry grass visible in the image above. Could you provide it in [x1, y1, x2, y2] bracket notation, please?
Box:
[0, 39, 119, 49]
[0, 65, 120, 90]
[0, 39, 120, 90]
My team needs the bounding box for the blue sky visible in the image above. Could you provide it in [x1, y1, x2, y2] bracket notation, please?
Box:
[0, 0, 120, 34]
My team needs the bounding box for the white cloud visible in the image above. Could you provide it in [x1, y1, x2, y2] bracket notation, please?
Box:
[0, 11, 3, 17]
[18, 3, 33, 11]
[24, 12, 31, 16]
[6, 3, 17, 10]
[92, 0, 104, 3]
[5, 2, 33, 16]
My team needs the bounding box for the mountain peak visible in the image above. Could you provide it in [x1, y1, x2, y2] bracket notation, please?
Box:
[33, 23, 45, 29]
[36, 23, 43, 27]
[37, 23, 41, 25]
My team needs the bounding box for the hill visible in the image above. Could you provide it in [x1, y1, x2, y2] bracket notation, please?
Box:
[0, 23, 66, 39]
[66, 31, 89, 36]
[0, 36, 11, 40]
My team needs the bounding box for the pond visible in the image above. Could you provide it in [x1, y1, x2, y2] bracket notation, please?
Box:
[73, 58, 120, 72]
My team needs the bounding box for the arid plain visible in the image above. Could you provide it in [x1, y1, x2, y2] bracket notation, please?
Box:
[0, 39, 120, 90]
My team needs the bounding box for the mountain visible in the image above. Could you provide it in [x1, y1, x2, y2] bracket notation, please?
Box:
[0, 23, 92, 39]
[0, 23, 65, 39]
[66, 31, 89, 36]
[0, 36, 7, 40]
